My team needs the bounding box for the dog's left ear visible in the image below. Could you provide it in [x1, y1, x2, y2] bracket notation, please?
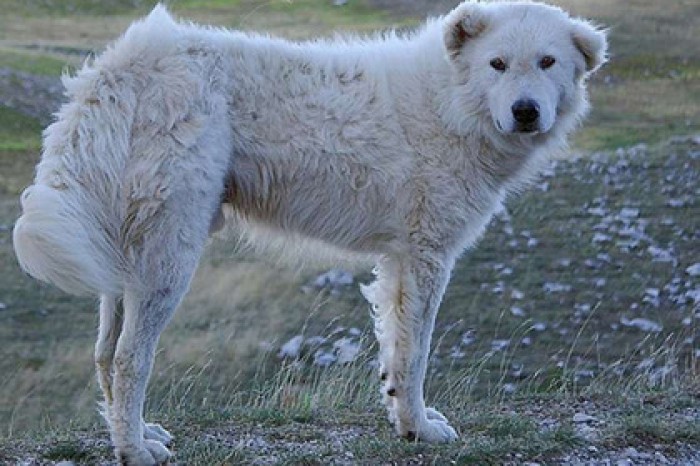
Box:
[571, 19, 608, 73]
[443, 3, 489, 60]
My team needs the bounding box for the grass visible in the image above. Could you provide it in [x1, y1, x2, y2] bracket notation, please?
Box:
[0, 48, 69, 76]
[1, 352, 697, 464]
[0, 106, 42, 153]
[0, 0, 698, 463]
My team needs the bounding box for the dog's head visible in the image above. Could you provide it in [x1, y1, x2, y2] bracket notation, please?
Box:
[443, 1, 607, 137]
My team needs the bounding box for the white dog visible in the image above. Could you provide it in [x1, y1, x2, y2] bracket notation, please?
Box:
[13, 1, 606, 464]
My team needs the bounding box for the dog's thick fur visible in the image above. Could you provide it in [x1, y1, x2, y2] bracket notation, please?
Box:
[13, 2, 606, 463]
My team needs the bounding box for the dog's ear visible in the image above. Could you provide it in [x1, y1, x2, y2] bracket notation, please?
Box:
[571, 19, 608, 73]
[443, 3, 488, 60]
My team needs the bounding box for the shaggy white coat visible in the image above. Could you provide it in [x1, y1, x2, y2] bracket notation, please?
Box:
[13, 2, 606, 464]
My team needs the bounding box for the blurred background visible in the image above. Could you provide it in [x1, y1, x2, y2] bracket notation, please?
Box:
[0, 1, 698, 461]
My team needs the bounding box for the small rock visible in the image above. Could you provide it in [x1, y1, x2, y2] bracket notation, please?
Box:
[278, 335, 304, 358]
[620, 317, 663, 333]
[543, 282, 572, 293]
[461, 330, 476, 346]
[587, 207, 607, 216]
[686, 262, 700, 277]
[532, 322, 547, 331]
[592, 232, 612, 243]
[334, 337, 360, 364]
[314, 350, 336, 367]
[491, 339, 510, 351]
[573, 412, 597, 423]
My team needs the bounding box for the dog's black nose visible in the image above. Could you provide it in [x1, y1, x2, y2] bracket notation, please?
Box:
[511, 99, 540, 125]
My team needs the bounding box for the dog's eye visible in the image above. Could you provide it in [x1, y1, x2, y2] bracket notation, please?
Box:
[490, 58, 507, 72]
[540, 55, 556, 69]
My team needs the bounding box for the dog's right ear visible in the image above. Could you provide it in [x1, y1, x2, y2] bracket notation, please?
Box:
[443, 3, 488, 60]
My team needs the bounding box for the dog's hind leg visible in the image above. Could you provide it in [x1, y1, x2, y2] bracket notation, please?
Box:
[96, 295, 173, 447]
[363, 253, 457, 443]
[107, 205, 216, 464]
[96, 294, 123, 418]
[109, 284, 184, 465]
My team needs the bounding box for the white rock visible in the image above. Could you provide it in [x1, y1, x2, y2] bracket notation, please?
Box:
[461, 330, 476, 346]
[648, 246, 675, 263]
[620, 207, 640, 218]
[511, 306, 526, 317]
[686, 263, 700, 277]
[587, 207, 607, 216]
[543, 282, 572, 293]
[491, 339, 510, 351]
[685, 288, 700, 304]
[278, 335, 304, 358]
[557, 258, 572, 268]
[620, 317, 662, 333]
[532, 322, 547, 331]
[314, 350, 336, 367]
[592, 232, 612, 243]
[573, 412, 597, 423]
[333, 337, 360, 364]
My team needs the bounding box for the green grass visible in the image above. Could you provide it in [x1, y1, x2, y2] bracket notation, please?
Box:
[0, 0, 155, 16]
[0, 48, 70, 76]
[0, 106, 42, 153]
[1, 355, 696, 464]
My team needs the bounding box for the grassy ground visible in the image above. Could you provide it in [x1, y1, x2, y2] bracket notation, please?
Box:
[0, 0, 698, 464]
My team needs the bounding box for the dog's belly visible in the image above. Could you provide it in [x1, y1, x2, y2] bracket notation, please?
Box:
[222, 155, 404, 254]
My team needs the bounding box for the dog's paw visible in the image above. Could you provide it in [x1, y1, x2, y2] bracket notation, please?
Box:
[144, 422, 173, 445]
[116, 440, 171, 466]
[145, 439, 172, 464]
[403, 416, 458, 443]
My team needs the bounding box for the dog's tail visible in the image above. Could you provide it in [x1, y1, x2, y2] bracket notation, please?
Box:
[13, 184, 123, 296]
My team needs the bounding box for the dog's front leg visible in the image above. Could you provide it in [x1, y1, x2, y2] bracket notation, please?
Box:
[362, 254, 457, 442]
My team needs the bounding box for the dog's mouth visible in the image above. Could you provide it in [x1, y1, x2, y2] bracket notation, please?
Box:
[494, 119, 543, 136]
[513, 123, 540, 135]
